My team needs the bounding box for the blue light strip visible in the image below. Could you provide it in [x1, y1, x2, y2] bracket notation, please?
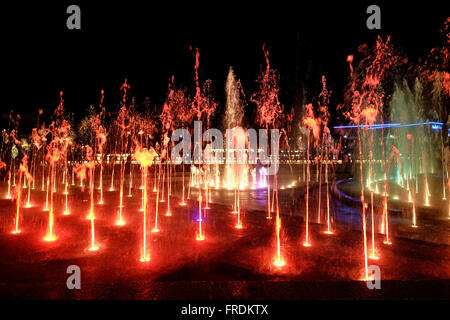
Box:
[333, 123, 400, 129]
[334, 121, 448, 132]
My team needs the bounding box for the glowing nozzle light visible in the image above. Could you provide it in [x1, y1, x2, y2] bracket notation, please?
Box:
[273, 258, 286, 268]
[196, 233, 205, 241]
[43, 235, 57, 242]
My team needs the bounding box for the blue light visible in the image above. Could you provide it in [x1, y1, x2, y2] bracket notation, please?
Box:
[334, 121, 446, 131]
[333, 123, 400, 129]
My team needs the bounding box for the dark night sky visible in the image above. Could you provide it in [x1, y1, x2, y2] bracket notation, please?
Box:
[0, 1, 446, 132]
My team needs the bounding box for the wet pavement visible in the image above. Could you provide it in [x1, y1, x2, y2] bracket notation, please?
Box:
[0, 171, 448, 299]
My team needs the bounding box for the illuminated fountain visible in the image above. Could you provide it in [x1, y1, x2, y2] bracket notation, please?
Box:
[115, 82, 132, 226]
[43, 92, 69, 242]
[61, 127, 72, 216]
[323, 128, 334, 235]
[251, 45, 284, 220]
[43, 139, 60, 242]
[302, 103, 320, 247]
[109, 154, 115, 192]
[134, 147, 157, 262]
[273, 204, 286, 267]
[223, 67, 248, 191]
[12, 156, 32, 234]
[361, 106, 381, 259]
[75, 146, 99, 251]
[318, 75, 332, 228]
[96, 90, 106, 205]
[152, 137, 167, 233]
[346, 54, 369, 280]
[6, 167, 12, 199]
[62, 162, 70, 216]
[0, 23, 448, 291]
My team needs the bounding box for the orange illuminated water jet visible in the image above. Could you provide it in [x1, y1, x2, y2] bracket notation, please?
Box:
[346, 55, 370, 280]
[196, 192, 205, 241]
[324, 135, 333, 235]
[424, 176, 430, 206]
[43, 171, 50, 211]
[302, 128, 311, 246]
[165, 161, 172, 216]
[5, 166, 12, 199]
[153, 161, 163, 233]
[369, 248, 381, 260]
[75, 146, 99, 250]
[110, 155, 115, 192]
[273, 187, 285, 268]
[12, 156, 33, 234]
[134, 146, 157, 262]
[88, 157, 98, 250]
[302, 103, 321, 247]
[25, 178, 32, 208]
[411, 175, 417, 228]
[62, 167, 70, 215]
[265, 176, 272, 220]
[367, 121, 379, 260]
[95, 113, 106, 206]
[43, 140, 60, 242]
[180, 161, 187, 206]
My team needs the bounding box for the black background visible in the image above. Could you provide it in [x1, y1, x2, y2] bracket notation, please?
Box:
[0, 1, 446, 130]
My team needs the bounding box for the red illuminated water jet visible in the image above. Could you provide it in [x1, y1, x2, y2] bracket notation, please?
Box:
[12, 156, 33, 234]
[302, 103, 320, 247]
[134, 146, 157, 262]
